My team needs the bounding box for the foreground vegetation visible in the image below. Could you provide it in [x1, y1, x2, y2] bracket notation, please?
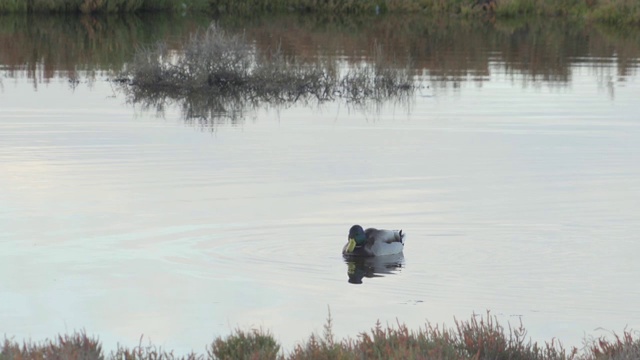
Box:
[0, 0, 638, 25]
[2, 312, 640, 359]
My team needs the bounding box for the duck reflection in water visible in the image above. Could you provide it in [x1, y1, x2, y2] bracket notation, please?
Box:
[345, 253, 405, 284]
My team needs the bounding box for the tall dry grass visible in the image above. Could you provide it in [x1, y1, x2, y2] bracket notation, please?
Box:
[1, 331, 103, 360]
[3, 312, 640, 359]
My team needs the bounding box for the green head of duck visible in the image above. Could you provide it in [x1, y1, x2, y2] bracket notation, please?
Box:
[345, 224, 367, 253]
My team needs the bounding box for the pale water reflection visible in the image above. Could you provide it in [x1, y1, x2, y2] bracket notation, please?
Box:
[1, 13, 640, 356]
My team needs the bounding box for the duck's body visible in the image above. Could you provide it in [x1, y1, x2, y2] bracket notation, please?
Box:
[342, 225, 405, 257]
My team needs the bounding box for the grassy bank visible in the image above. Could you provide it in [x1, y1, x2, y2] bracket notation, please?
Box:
[0, 0, 210, 13]
[492, 0, 640, 25]
[210, 0, 640, 25]
[0, 0, 639, 25]
[2, 313, 639, 359]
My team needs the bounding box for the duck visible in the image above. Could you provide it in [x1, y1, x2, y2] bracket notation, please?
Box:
[342, 224, 405, 257]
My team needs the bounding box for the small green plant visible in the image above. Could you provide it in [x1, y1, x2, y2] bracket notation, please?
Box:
[209, 328, 280, 360]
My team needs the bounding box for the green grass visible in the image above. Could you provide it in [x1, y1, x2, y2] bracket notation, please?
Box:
[589, 0, 640, 25]
[0, 0, 26, 12]
[2, 312, 640, 360]
[490, 0, 640, 24]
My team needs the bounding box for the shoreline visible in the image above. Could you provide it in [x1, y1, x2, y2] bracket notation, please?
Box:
[0, 0, 638, 26]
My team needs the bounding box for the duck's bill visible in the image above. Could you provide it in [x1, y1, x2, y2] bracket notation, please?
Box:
[346, 238, 357, 253]
[347, 262, 356, 274]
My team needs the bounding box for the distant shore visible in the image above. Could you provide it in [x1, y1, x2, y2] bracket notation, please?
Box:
[0, 0, 638, 25]
[2, 312, 639, 359]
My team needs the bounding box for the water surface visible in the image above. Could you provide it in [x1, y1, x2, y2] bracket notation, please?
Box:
[1, 13, 640, 354]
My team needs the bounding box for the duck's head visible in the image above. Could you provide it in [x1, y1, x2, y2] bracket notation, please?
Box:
[345, 225, 366, 253]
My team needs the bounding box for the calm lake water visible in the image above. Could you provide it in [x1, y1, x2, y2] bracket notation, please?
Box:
[1, 13, 640, 354]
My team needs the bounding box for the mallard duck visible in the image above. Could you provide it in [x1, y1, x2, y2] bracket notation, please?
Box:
[342, 224, 405, 257]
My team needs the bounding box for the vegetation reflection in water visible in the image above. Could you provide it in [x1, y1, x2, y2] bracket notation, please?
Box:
[109, 15, 639, 123]
[0, 13, 212, 83]
[2, 13, 638, 87]
[117, 23, 415, 124]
